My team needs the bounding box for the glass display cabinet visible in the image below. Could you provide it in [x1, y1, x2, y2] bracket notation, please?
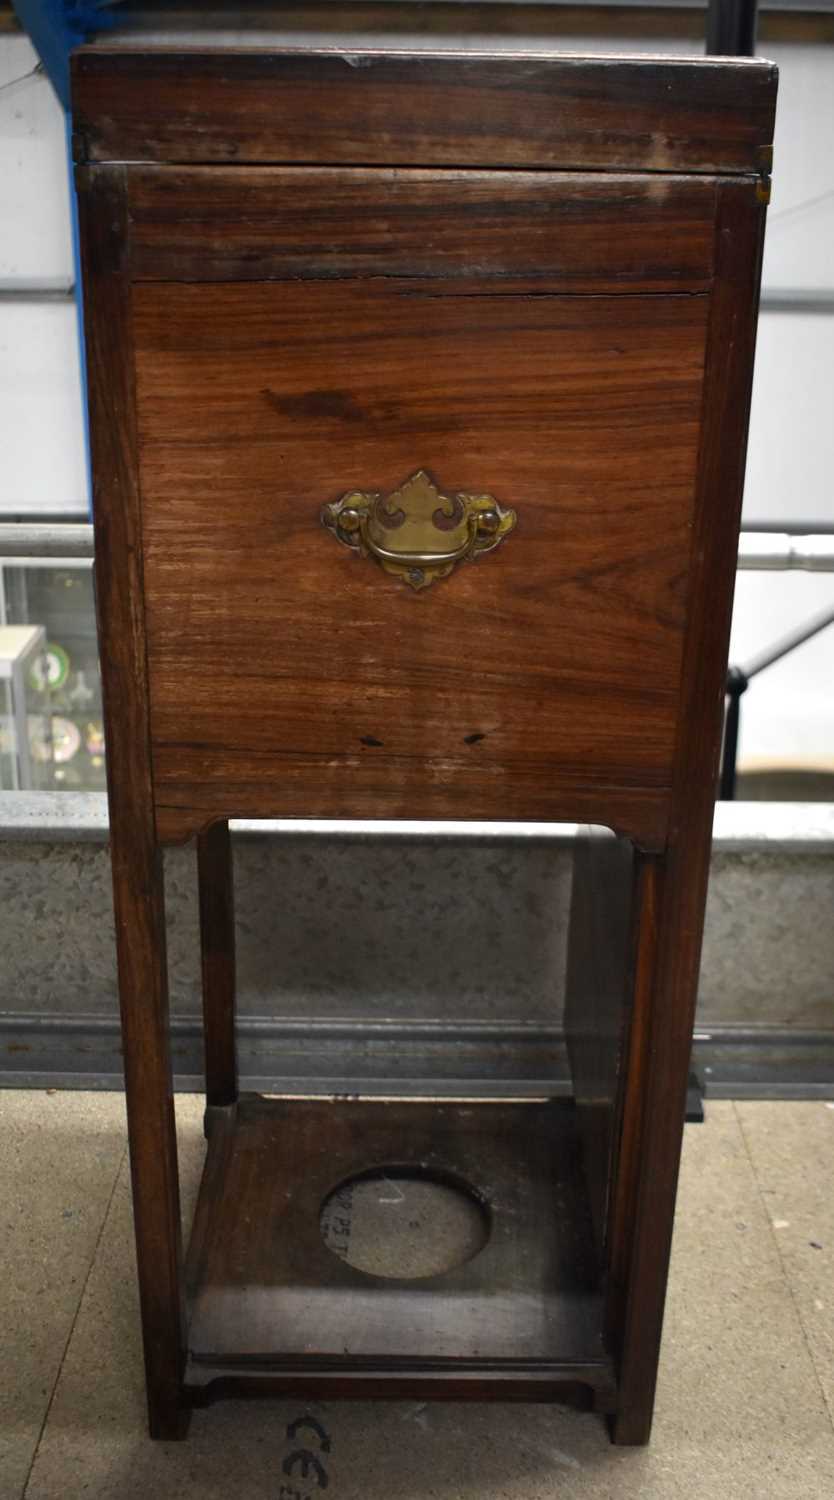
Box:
[0, 557, 105, 790]
[0, 623, 53, 790]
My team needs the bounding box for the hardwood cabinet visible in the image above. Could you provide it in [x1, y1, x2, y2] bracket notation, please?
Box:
[72, 43, 776, 1445]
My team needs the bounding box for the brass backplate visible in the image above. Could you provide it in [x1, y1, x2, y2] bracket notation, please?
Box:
[322, 470, 517, 590]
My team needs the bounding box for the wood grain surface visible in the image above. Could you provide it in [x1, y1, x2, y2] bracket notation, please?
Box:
[77, 165, 189, 1440]
[126, 167, 717, 290]
[131, 274, 708, 845]
[72, 48, 776, 175]
[186, 1095, 612, 1384]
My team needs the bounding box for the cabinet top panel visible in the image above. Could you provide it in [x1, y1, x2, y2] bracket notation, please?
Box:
[71, 47, 776, 175]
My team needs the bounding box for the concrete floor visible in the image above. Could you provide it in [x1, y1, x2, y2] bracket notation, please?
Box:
[1, 1093, 833, 1499]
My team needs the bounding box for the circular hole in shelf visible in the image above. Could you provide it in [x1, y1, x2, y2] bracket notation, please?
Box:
[320, 1164, 490, 1281]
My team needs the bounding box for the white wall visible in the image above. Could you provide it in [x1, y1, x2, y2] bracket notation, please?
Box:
[735, 39, 834, 771]
[0, 35, 86, 517]
[0, 23, 832, 766]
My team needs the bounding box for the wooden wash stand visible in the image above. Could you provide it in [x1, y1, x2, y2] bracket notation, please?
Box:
[71, 40, 776, 1444]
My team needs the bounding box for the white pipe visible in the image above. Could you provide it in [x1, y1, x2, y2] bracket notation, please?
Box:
[2, 525, 833, 571]
[737, 534, 834, 572]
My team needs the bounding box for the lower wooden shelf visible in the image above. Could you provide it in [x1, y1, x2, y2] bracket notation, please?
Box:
[183, 1094, 617, 1409]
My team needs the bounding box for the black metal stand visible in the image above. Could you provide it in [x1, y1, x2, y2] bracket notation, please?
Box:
[706, 0, 759, 56]
[720, 666, 749, 801]
[720, 604, 834, 800]
[685, 1071, 706, 1125]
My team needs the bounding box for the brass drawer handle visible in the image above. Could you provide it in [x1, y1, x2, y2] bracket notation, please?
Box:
[322, 469, 516, 590]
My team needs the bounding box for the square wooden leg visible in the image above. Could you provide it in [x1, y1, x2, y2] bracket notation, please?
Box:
[111, 835, 190, 1439]
[600, 842, 713, 1445]
[565, 836, 708, 1445]
[197, 819, 238, 1111]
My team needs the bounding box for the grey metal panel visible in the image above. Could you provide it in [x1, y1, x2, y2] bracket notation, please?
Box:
[0, 1013, 831, 1100]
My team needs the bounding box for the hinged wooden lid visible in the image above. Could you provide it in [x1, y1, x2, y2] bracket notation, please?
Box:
[71, 46, 776, 176]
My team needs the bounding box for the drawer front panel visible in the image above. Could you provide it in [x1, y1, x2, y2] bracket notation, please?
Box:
[133, 265, 708, 844]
